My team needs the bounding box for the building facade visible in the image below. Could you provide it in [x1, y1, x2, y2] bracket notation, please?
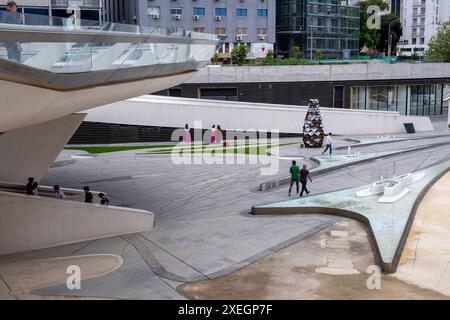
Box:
[0, 0, 103, 22]
[391, 0, 402, 16]
[397, 0, 450, 57]
[276, 0, 360, 59]
[105, 0, 276, 61]
[154, 63, 448, 118]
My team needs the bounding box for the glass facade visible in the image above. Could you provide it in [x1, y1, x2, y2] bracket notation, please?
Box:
[351, 84, 444, 116]
[276, 0, 360, 59]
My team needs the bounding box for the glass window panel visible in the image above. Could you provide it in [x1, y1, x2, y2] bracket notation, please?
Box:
[215, 8, 227, 16]
[397, 85, 408, 115]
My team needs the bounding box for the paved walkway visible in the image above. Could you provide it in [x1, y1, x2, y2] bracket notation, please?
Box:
[179, 219, 447, 300]
[394, 172, 450, 295]
[0, 128, 449, 299]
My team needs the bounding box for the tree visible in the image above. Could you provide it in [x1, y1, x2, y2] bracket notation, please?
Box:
[292, 45, 301, 59]
[426, 21, 450, 62]
[314, 49, 323, 60]
[263, 50, 276, 64]
[378, 13, 402, 54]
[210, 53, 220, 64]
[231, 43, 247, 65]
[359, 0, 389, 50]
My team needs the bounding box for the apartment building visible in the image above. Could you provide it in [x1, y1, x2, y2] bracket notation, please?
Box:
[398, 0, 450, 56]
[105, 0, 276, 61]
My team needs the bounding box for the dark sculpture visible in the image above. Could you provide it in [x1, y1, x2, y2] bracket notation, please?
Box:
[303, 99, 324, 148]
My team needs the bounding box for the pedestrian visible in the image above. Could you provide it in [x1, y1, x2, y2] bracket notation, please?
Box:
[322, 133, 333, 156]
[84, 186, 93, 203]
[53, 185, 65, 200]
[98, 193, 109, 206]
[210, 125, 216, 144]
[31, 182, 39, 196]
[288, 160, 300, 197]
[299, 165, 313, 197]
[184, 123, 192, 143]
[216, 125, 223, 144]
[26, 177, 35, 195]
[0, 1, 23, 63]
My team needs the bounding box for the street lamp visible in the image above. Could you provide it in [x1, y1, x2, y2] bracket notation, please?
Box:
[388, 18, 400, 56]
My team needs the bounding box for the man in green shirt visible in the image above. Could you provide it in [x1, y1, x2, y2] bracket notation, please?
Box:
[288, 161, 300, 196]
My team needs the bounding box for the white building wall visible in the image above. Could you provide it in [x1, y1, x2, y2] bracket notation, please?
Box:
[398, 0, 450, 56]
[85, 96, 434, 136]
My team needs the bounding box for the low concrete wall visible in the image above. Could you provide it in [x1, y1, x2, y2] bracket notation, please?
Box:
[86, 96, 434, 136]
[188, 63, 450, 84]
[0, 191, 154, 255]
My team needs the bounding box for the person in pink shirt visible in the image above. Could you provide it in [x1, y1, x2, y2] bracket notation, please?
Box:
[184, 123, 191, 143]
[210, 125, 216, 144]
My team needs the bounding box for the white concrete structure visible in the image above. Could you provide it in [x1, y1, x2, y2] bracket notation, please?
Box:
[398, 0, 450, 57]
[0, 114, 86, 184]
[86, 95, 434, 135]
[0, 16, 217, 255]
[0, 190, 153, 255]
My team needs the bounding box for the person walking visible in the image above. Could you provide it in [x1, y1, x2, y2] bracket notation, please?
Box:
[288, 161, 300, 197]
[299, 165, 313, 197]
[322, 133, 333, 156]
[26, 177, 35, 195]
[53, 185, 66, 200]
[216, 125, 223, 144]
[184, 124, 191, 143]
[210, 125, 216, 144]
[0, 1, 23, 63]
[84, 186, 93, 203]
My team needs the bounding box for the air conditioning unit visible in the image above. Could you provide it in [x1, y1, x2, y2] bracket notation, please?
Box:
[236, 35, 243, 41]
[173, 14, 181, 20]
[258, 35, 266, 40]
[152, 14, 160, 19]
[215, 16, 222, 21]
[193, 15, 200, 20]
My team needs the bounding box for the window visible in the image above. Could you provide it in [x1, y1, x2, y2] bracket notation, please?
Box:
[334, 87, 344, 108]
[148, 6, 160, 16]
[236, 28, 247, 35]
[171, 7, 182, 15]
[257, 9, 268, 17]
[236, 8, 248, 17]
[257, 28, 267, 35]
[193, 7, 205, 16]
[215, 27, 227, 36]
[215, 8, 227, 16]
[200, 88, 238, 101]
[193, 27, 205, 33]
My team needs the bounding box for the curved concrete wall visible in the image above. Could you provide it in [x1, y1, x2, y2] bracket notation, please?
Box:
[0, 191, 154, 255]
[86, 96, 434, 135]
[0, 72, 196, 133]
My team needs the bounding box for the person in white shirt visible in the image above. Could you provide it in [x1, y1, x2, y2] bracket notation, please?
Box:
[322, 133, 333, 156]
[53, 185, 65, 200]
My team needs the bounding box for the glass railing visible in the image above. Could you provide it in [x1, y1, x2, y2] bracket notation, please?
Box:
[0, 12, 218, 73]
[0, 11, 219, 39]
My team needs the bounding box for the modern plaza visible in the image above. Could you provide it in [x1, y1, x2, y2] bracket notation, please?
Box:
[0, 0, 450, 303]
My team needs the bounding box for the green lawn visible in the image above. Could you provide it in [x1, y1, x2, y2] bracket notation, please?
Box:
[65, 145, 176, 154]
[66, 142, 299, 155]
